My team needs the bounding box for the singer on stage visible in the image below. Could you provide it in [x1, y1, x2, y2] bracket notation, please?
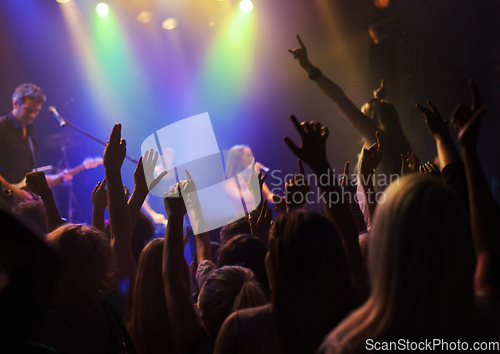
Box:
[0, 83, 46, 203]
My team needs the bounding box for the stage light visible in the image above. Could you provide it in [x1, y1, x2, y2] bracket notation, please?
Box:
[137, 11, 153, 24]
[373, 0, 390, 9]
[56, 0, 71, 3]
[368, 16, 397, 44]
[162, 17, 178, 30]
[239, 0, 253, 13]
[96, 3, 109, 17]
[208, 21, 216, 28]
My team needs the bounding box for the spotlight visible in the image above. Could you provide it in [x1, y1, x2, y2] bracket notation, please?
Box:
[137, 11, 153, 24]
[162, 17, 178, 30]
[56, 0, 71, 3]
[373, 0, 390, 9]
[239, 0, 253, 13]
[96, 3, 109, 17]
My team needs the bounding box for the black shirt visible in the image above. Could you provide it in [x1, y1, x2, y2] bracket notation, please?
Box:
[0, 112, 36, 183]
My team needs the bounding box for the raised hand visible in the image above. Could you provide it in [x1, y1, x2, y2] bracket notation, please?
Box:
[272, 193, 287, 214]
[92, 178, 108, 209]
[103, 124, 126, 172]
[283, 159, 310, 212]
[419, 162, 440, 177]
[25, 171, 51, 198]
[243, 161, 268, 210]
[141, 149, 168, 192]
[25, 171, 63, 232]
[360, 131, 384, 178]
[451, 79, 487, 148]
[283, 115, 329, 172]
[164, 183, 187, 219]
[401, 151, 420, 175]
[288, 34, 311, 68]
[248, 199, 273, 246]
[415, 100, 449, 140]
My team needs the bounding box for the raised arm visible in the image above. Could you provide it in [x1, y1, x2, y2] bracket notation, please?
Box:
[91, 178, 107, 232]
[416, 100, 461, 169]
[289, 34, 378, 144]
[451, 80, 498, 295]
[162, 183, 205, 353]
[338, 161, 367, 234]
[284, 115, 368, 301]
[128, 149, 167, 232]
[359, 131, 384, 223]
[25, 171, 64, 232]
[0, 174, 33, 205]
[103, 124, 136, 290]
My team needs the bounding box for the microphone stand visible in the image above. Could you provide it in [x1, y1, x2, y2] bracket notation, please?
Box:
[60, 143, 73, 223]
[61, 118, 139, 164]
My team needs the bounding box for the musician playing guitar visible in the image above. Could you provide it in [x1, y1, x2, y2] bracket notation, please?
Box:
[0, 83, 76, 204]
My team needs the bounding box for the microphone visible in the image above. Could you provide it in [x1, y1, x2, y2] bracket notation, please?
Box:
[48, 106, 67, 127]
[256, 162, 270, 173]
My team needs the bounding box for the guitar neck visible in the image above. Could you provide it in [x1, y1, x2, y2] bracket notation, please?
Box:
[67, 164, 86, 176]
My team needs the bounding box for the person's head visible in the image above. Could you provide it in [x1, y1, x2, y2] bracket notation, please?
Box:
[327, 174, 474, 352]
[225, 145, 254, 179]
[267, 210, 355, 354]
[13, 200, 48, 235]
[360, 83, 411, 175]
[127, 238, 176, 354]
[219, 214, 254, 246]
[217, 234, 270, 297]
[11, 83, 46, 126]
[197, 265, 267, 338]
[367, 174, 474, 332]
[46, 224, 115, 307]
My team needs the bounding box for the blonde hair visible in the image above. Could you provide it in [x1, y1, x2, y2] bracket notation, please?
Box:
[323, 174, 475, 353]
[359, 99, 412, 179]
[225, 145, 252, 179]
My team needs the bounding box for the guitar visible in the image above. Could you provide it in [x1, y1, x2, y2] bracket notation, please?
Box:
[13, 157, 103, 189]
